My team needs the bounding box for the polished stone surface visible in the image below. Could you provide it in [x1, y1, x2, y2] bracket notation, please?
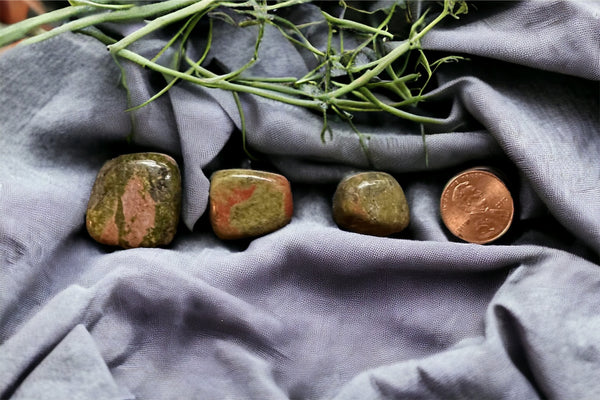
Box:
[209, 169, 293, 240]
[86, 153, 181, 248]
[332, 171, 409, 236]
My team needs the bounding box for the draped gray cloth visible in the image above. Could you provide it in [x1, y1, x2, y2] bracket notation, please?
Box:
[1, 1, 599, 399]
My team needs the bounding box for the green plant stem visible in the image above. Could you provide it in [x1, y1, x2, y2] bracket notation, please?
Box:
[69, 0, 134, 10]
[0, 0, 465, 164]
[269, 15, 325, 57]
[324, 40, 410, 100]
[75, 25, 117, 44]
[241, 76, 297, 83]
[344, 2, 397, 73]
[182, 20, 264, 83]
[128, 15, 217, 112]
[232, 91, 256, 159]
[0, 5, 90, 47]
[110, 0, 451, 126]
[340, 109, 371, 164]
[180, 54, 435, 124]
[264, 0, 310, 11]
[151, 12, 201, 63]
[358, 88, 443, 124]
[19, 0, 200, 46]
[323, 21, 333, 94]
[236, 79, 312, 97]
[365, 73, 420, 88]
[295, 58, 329, 85]
[235, 79, 424, 112]
[412, 7, 448, 43]
[383, 48, 413, 100]
[324, 3, 452, 102]
[321, 11, 393, 39]
[108, 0, 219, 54]
[194, 17, 214, 69]
[118, 49, 323, 110]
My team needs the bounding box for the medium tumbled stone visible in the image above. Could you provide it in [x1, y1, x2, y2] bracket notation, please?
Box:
[209, 169, 293, 240]
[86, 153, 181, 248]
[332, 171, 409, 236]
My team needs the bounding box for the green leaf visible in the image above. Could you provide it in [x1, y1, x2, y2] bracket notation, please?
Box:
[417, 49, 432, 79]
[449, 1, 469, 18]
[208, 11, 237, 26]
[430, 55, 468, 68]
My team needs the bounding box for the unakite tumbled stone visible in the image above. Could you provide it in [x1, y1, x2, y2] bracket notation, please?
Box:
[209, 169, 293, 240]
[86, 153, 181, 248]
[332, 171, 409, 236]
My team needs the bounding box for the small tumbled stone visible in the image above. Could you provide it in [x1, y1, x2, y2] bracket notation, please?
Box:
[209, 169, 293, 240]
[332, 171, 409, 236]
[86, 153, 181, 248]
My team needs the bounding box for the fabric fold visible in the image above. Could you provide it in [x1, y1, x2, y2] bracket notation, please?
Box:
[11, 325, 133, 400]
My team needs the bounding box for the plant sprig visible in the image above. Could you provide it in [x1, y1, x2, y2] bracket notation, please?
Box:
[0, 0, 468, 163]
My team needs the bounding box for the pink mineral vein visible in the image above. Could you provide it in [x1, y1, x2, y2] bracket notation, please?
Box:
[120, 176, 156, 247]
[99, 213, 119, 245]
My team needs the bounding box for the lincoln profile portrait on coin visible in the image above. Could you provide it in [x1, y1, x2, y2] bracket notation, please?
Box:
[452, 180, 510, 240]
[452, 181, 487, 214]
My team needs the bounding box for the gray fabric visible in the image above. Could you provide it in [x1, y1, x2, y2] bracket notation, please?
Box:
[11, 325, 133, 400]
[1, 1, 599, 399]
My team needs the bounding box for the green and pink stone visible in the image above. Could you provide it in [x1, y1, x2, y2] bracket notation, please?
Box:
[86, 153, 181, 248]
[332, 171, 410, 236]
[209, 169, 293, 240]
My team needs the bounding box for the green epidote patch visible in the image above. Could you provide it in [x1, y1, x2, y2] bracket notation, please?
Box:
[332, 171, 409, 236]
[86, 152, 181, 248]
[229, 182, 285, 236]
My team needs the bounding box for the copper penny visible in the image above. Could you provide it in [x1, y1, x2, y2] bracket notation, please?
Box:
[440, 168, 514, 244]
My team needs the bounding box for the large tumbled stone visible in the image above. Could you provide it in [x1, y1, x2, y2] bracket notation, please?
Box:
[209, 169, 293, 240]
[332, 171, 409, 236]
[86, 153, 181, 248]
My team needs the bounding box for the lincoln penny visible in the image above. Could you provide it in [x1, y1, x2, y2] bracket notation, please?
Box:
[440, 168, 514, 244]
